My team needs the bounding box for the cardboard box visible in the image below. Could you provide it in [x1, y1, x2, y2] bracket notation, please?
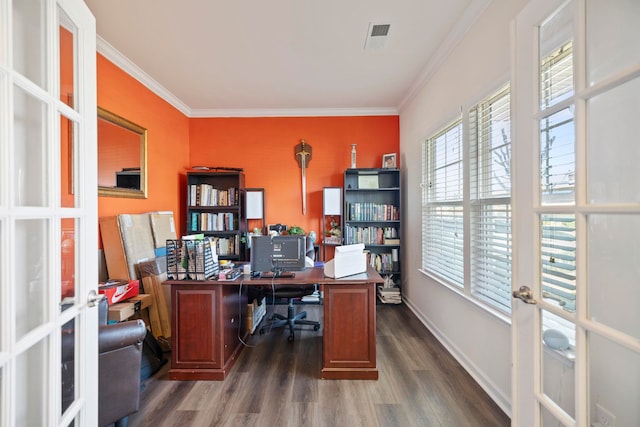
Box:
[247, 297, 266, 334]
[108, 293, 152, 322]
[99, 279, 140, 305]
[149, 211, 176, 257]
[100, 214, 156, 280]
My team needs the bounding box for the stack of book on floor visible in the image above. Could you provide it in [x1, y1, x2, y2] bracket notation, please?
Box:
[301, 289, 321, 303]
[377, 285, 402, 304]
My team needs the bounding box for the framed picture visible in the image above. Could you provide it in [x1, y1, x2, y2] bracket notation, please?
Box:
[382, 153, 397, 168]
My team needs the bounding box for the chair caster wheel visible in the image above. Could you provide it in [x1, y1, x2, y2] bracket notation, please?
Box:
[259, 328, 265, 335]
[313, 325, 320, 331]
[288, 334, 294, 342]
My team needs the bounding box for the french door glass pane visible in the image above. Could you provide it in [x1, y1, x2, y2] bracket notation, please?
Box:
[12, 0, 47, 89]
[541, 310, 575, 419]
[541, 405, 565, 427]
[61, 318, 75, 415]
[539, 1, 574, 110]
[59, 7, 76, 109]
[540, 108, 575, 205]
[61, 219, 76, 308]
[588, 332, 640, 427]
[16, 337, 48, 425]
[15, 219, 49, 340]
[588, 214, 640, 340]
[540, 214, 576, 312]
[587, 76, 640, 204]
[14, 85, 48, 207]
[586, 0, 640, 86]
[60, 115, 77, 208]
[0, 368, 3, 421]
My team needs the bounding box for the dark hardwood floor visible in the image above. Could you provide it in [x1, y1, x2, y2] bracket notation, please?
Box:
[129, 303, 510, 427]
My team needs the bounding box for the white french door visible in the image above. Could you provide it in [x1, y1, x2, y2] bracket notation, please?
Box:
[512, 0, 640, 426]
[1, 0, 98, 425]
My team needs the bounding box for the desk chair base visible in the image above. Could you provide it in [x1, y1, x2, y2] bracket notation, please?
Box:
[259, 299, 320, 342]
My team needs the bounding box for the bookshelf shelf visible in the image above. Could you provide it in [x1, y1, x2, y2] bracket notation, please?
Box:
[344, 168, 401, 303]
[186, 171, 246, 261]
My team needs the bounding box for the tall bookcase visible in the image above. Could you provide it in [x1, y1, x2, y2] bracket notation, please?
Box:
[186, 170, 246, 261]
[344, 168, 401, 294]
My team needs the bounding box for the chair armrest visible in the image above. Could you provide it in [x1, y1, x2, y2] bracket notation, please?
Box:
[99, 320, 146, 353]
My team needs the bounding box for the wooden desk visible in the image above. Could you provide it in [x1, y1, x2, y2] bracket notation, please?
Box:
[165, 266, 382, 381]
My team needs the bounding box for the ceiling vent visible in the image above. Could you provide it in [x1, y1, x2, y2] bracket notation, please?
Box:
[364, 22, 391, 50]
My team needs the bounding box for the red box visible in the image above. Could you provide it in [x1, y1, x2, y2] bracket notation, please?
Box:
[99, 279, 140, 305]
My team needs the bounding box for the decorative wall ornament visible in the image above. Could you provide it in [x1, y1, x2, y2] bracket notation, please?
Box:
[295, 139, 312, 214]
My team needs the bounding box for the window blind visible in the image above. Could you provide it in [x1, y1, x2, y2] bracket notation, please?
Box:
[470, 86, 512, 313]
[540, 41, 573, 109]
[422, 120, 464, 287]
[540, 214, 576, 312]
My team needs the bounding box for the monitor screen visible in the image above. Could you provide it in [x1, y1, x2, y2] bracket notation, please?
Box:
[250, 235, 306, 274]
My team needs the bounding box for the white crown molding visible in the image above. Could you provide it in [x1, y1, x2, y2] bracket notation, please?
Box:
[96, 36, 193, 116]
[189, 107, 399, 118]
[97, 36, 398, 118]
[397, 0, 493, 112]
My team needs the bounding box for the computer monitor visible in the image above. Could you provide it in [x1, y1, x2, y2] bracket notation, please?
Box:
[250, 235, 306, 276]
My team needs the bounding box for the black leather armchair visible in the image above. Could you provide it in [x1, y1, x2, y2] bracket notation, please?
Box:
[62, 298, 147, 427]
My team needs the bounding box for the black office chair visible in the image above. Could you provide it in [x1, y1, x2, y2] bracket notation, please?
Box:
[259, 236, 320, 341]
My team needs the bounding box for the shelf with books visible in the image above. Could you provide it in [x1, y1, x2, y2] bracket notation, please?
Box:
[344, 168, 402, 303]
[186, 171, 246, 261]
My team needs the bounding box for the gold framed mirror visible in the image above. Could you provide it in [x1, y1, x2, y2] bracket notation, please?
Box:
[98, 107, 148, 198]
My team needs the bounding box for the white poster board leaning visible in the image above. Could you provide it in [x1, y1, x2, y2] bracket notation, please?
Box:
[323, 187, 342, 215]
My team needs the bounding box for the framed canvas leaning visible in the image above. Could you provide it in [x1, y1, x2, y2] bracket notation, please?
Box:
[382, 153, 396, 168]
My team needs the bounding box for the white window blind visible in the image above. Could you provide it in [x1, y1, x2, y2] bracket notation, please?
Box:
[540, 41, 574, 109]
[540, 214, 576, 312]
[470, 86, 512, 313]
[422, 120, 464, 287]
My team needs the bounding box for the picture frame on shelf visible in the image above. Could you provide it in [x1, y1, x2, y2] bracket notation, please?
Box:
[382, 153, 397, 168]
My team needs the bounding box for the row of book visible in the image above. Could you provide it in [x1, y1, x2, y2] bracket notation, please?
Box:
[190, 212, 236, 232]
[188, 184, 239, 207]
[346, 202, 399, 221]
[344, 226, 399, 245]
[366, 251, 397, 274]
[212, 235, 241, 256]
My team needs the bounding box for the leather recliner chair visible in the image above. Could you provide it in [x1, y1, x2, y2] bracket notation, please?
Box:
[62, 298, 147, 427]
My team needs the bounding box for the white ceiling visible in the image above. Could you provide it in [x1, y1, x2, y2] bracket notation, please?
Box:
[84, 0, 490, 117]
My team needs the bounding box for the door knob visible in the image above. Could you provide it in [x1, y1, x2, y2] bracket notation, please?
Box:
[87, 290, 105, 308]
[512, 286, 537, 304]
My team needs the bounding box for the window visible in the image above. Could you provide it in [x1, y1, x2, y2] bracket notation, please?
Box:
[422, 120, 464, 287]
[422, 85, 512, 313]
[470, 86, 512, 312]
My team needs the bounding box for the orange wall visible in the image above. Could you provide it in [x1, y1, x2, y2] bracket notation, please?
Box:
[97, 54, 190, 246]
[97, 54, 400, 254]
[189, 116, 399, 239]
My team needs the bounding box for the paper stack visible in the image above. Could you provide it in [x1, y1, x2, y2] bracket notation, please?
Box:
[377, 286, 402, 304]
